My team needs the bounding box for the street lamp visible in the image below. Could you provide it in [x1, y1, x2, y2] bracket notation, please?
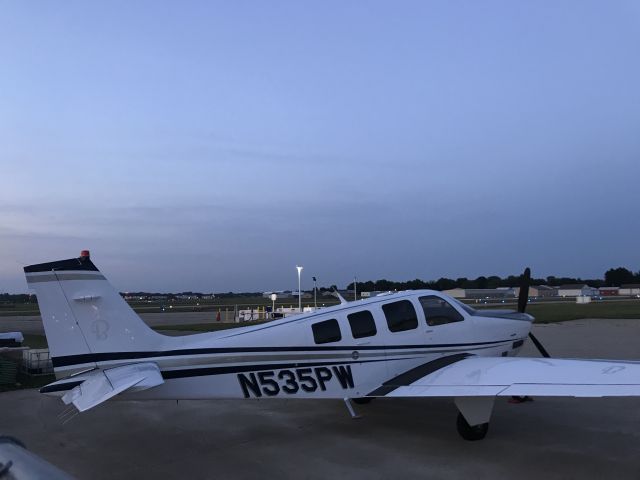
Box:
[296, 265, 303, 313]
[312, 276, 317, 309]
[354, 276, 357, 301]
[270, 293, 277, 319]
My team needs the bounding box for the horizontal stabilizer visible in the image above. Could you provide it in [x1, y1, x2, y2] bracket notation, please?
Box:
[61, 362, 163, 412]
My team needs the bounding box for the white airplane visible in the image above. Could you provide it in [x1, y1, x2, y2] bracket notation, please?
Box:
[24, 251, 640, 440]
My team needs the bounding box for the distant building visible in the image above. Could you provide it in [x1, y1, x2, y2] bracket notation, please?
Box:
[466, 288, 515, 300]
[262, 291, 294, 299]
[619, 284, 640, 296]
[123, 295, 145, 301]
[535, 285, 558, 298]
[442, 288, 515, 299]
[557, 284, 598, 297]
[291, 291, 313, 299]
[442, 288, 466, 298]
[513, 285, 557, 298]
[598, 287, 619, 297]
[360, 291, 388, 298]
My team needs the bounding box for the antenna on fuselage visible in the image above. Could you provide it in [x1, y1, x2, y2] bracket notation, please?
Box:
[331, 288, 348, 305]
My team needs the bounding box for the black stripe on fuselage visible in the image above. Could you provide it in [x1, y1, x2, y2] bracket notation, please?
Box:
[161, 358, 384, 380]
[51, 339, 514, 368]
[367, 353, 472, 396]
[41, 358, 392, 393]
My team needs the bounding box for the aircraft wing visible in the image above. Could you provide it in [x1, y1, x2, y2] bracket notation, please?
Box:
[60, 362, 164, 412]
[372, 355, 640, 398]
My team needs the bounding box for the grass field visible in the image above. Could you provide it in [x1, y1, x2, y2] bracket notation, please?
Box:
[524, 300, 640, 323]
[160, 301, 640, 330]
[8, 300, 640, 348]
[0, 297, 341, 316]
[157, 321, 268, 332]
[21, 334, 50, 348]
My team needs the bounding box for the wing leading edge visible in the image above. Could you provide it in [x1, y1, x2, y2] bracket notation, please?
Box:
[376, 356, 640, 398]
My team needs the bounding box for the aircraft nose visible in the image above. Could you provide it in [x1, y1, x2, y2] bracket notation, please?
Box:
[520, 316, 534, 336]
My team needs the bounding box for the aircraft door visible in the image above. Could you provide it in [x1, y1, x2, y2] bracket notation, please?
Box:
[418, 295, 470, 346]
[378, 299, 423, 378]
[344, 308, 389, 394]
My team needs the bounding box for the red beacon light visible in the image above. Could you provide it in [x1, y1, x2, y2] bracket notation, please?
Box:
[80, 250, 91, 259]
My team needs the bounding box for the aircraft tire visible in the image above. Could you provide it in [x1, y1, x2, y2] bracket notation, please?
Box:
[456, 413, 489, 441]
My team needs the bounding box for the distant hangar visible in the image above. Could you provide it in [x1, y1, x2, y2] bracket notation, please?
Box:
[443, 284, 622, 299]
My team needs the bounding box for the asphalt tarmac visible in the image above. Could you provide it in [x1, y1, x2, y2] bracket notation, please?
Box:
[1, 319, 640, 479]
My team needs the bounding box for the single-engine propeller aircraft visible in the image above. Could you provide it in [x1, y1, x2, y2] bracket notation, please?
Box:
[25, 251, 640, 440]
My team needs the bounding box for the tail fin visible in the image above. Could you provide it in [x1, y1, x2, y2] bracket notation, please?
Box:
[24, 251, 164, 373]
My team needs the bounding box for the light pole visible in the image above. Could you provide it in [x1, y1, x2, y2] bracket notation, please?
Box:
[296, 265, 303, 313]
[354, 276, 357, 301]
[313, 276, 317, 309]
[270, 293, 277, 319]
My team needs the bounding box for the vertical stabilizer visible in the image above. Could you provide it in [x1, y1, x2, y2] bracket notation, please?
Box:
[24, 251, 165, 373]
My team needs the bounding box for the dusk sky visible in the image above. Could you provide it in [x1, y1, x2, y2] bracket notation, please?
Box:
[2, 1, 640, 293]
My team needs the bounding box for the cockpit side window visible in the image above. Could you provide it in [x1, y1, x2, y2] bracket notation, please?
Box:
[347, 310, 377, 339]
[419, 296, 464, 326]
[382, 300, 418, 332]
[312, 319, 342, 344]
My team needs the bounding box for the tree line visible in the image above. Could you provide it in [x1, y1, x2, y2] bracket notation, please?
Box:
[2, 267, 638, 303]
[344, 267, 640, 292]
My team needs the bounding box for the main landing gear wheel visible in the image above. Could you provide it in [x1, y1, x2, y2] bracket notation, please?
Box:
[456, 413, 489, 441]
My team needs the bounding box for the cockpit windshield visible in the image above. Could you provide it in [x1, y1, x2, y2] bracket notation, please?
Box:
[453, 299, 477, 315]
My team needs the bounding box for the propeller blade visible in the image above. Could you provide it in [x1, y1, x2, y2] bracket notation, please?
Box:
[517, 267, 531, 313]
[528, 332, 550, 358]
[517, 267, 551, 357]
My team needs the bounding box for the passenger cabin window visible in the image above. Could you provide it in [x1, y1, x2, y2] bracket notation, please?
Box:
[419, 296, 464, 326]
[382, 300, 418, 332]
[347, 310, 377, 339]
[312, 319, 341, 344]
